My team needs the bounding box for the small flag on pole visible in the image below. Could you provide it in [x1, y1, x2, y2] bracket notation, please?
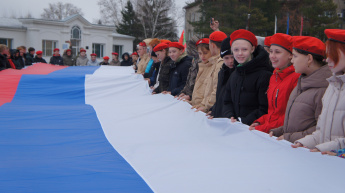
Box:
[286, 13, 290, 35]
[274, 15, 277, 34]
[179, 30, 186, 49]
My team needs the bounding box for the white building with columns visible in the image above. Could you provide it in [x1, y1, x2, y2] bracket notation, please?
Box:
[0, 14, 134, 61]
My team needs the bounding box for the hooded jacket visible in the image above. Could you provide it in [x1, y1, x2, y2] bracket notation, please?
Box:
[121, 53, 132, 66]
[271, 65, 331, 142]
[63, 55, 76, 66]
[223, 45, 272, 125]
[297, 72, 345, 151]
[191, 61, 210, 106]
[254, 65, 300, 133]
[110, 59, 121, 66]
[25, 53, 34, 66]
[168, 53, 193, 96]
[153, 56, 173, 93]
[211, 64, 235, 118]
[87, 59, 100, 66]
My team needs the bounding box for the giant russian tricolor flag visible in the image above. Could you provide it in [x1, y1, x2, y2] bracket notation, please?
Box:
[1, 63, 345, 193]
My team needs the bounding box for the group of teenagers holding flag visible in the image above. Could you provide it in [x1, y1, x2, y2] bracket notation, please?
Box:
[134, 20, 345, 159]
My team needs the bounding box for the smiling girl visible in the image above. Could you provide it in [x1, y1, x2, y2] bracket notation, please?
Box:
[249, 33, 300, 133]
[223, 29, 272, 125]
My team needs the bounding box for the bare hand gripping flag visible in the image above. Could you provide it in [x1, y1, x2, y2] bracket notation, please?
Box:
[1, 63, 345, 193]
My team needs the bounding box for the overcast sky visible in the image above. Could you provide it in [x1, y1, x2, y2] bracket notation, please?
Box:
[1, 0, 189, 35]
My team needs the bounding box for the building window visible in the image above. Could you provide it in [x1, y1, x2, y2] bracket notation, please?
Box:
[42, 40, 58, 57]
[71, 26, 81, 39]
[92, 43, 105, 57]
[0, 38, 13, 49]
[113, 45, 123, 57]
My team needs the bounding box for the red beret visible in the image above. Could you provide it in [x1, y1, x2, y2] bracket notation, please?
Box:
[209, 31, 227, 42]
[66, 49, 72, 52]
[264, 36, 271, 47]
[325, 29, 345, 44]
[230, 29, 257, 47]
[293, 36, 325, 57]
[53, 48, 60, 52]
[139, 42, 147, 47]
[131, 52, 138, 56]
[103, 56, 110, 60]
[195, 38, 210, 46]
[90, 53, 97, 57]
[153, 43, 169, 52]
[160, 40, 171, 44]
[36, 50, 43, 55]
[80, 49, 86, 53]
[112, 52, 119, 56]
[270, 33, 293, 53]
[169, 42, 185, 50]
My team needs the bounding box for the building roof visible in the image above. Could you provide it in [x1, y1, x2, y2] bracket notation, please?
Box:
[183, 0, 202, 9]
[0, 18, 26, 29]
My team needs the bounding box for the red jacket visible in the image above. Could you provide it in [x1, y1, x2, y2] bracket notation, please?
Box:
[254, 65, 300, 133]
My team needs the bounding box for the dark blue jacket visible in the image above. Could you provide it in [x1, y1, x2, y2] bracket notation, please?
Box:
[169, 54, 192, 96]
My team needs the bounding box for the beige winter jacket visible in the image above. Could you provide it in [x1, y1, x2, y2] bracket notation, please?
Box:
[136, 53, 151, 74]
[191, 61, 210, 106]
[199, 55, 223, 111]
[297, 73, 345, 152]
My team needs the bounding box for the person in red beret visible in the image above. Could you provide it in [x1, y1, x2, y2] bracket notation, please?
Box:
[62, 48, 76, 66]
[87, 53, 100, 66]
[160, 42, 192, 96]
[192, 31, 227, 113]
[249, 33, 300, 134]
[100, 56, 110, 65]
[152, 43, 174, 94]
[265, 35, 331, 143]
[264, 36, 271, 53]
[223, 29, 272, 125]
[76, 49, 89, 66]
[110, 52, 120, 66]
[136, 42, 151, 74]
[49, 48, 64, 65]
[34, 50, 47, 63]
[293, 29, 345, 153]
[131, 52, 139, 67]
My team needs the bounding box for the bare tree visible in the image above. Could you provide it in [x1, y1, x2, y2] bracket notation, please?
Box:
[41, 2, 84, 20]
[98, 0, 127, 25]
[137, 0, 178, 39]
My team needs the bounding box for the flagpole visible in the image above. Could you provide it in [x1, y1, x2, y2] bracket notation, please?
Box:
[286, 13, 289, 35]
[274, 15, 277, 34]
[300, 16, 304, 36]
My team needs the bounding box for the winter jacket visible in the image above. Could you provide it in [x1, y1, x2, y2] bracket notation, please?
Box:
[25, 53, 34, 66]
[137, 53, 150, 74]
[191, 61, 210, 106]
[100, 62, 109, 65]
[210, 64, 235, 118]
[199, 55, 224, 111]
[110, 59, 121, 66]
[153, 56, 173, 93]
[180, 58, 199, 98]
[143, 59, 154, 78]
[271, 65, 331, 143]
[168, 53, 193, 96]
[87, 60, 100, 66]
[49, 55, 64, 65]
[63, 55, 76, 66]
[148, 62, 161, 86]
[76, 56, 89, 66]
[297, 73, 345, 152]
[0, 54, 8, 70]
[223, 45, 272, 125]
[254, 66, 300, 133]
[120, 53, 132, 66]
[12, 56, 24, 69]
[34, 56, 47, 64]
